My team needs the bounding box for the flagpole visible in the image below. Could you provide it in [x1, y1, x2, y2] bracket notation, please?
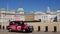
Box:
[7, 4, 8, 11]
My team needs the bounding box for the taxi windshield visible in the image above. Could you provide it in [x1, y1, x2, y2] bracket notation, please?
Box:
[9, 21, 24, 25]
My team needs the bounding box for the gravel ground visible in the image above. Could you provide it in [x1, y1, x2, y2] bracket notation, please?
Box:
[0, 30, 60, 34]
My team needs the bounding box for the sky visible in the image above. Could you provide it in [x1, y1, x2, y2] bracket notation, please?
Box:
[0, 0, 60, 13]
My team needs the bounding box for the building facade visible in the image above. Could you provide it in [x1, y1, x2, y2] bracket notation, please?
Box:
[34, 7, 58, 22]
[0, 8, 25, 25]
[25, 13, 34, 21]
[0, 7, 60, 26]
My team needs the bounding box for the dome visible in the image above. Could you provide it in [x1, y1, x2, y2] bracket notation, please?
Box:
[46, 6, 51, 14]
[17, 8, 24, 11]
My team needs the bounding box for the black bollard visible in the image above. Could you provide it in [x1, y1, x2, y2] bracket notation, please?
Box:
[38, 26, 40, 32]
[6, 26, 8, 30]
[45, 26, 48, 32]
[3, 26, 5, 30]
[0, 25, 1, 29]
[54, 26, 57, 32]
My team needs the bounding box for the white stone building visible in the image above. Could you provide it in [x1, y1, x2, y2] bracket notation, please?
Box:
[0, 8, 25, 25]
[34, 7, 58, 22]
[57, 9, 60, 22]
[0, 7, 60, 26]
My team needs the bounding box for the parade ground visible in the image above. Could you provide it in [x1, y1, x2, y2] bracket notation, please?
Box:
[0, 30, 60, 34]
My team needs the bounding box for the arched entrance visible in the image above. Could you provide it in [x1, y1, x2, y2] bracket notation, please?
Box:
[45, 26, 48, 32]
[54, 26, 57, 32]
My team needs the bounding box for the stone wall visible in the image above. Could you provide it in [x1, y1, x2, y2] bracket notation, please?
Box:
[1, 22, 60, 32]
[26, 22, 60, 32]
